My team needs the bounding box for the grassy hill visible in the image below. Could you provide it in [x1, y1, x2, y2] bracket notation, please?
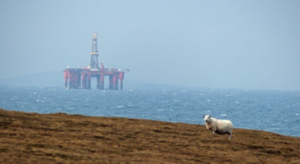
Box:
[0, 109, 299, 163]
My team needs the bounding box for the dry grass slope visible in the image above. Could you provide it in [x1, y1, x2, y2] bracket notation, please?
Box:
[0, 109, 299, 163]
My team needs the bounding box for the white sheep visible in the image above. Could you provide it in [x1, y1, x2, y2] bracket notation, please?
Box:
[203, 115, 233, 140]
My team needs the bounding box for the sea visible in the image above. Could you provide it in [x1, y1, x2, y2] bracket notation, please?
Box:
[0, 85, 299, 137]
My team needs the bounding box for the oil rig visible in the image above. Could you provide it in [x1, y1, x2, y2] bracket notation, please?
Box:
[63, 33, 126, 90]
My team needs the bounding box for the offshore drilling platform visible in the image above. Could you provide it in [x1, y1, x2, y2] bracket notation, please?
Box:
[63, 33, 126, 90]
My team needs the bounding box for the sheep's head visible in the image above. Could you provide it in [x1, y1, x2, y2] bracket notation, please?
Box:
[203, 115, 212, 123]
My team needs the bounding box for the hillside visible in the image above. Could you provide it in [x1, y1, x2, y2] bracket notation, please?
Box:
[0, 109, 299, 163]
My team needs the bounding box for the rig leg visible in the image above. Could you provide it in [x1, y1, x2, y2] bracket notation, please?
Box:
[77, 73, 81, 89]
[87, 74, 91, 89]
[73, 72, 78, 89]
[109, 75, 113, 90]
[68, 72, 72, 89]
[100, 73, 104, 89]
[64, 71, 68, 88]
[96, 75, 100, 89]
[119, 72, 124, 90]
[113, 74, 119, 90]
[81, 73, 85, 89]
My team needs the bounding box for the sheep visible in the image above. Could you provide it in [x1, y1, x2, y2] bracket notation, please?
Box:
[203, 115, 233, 140]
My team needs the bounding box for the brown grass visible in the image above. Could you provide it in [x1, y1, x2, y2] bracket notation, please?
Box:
[0, 109, 299, 163]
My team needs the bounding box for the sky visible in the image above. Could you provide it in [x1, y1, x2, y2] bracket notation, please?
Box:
[0, 0, 300, 90]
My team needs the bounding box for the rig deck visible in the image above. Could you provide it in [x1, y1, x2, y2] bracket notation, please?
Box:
[63, 67, 124, 90]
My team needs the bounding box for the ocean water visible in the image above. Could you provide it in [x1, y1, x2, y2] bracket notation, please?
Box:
[0, 85, 299, 137]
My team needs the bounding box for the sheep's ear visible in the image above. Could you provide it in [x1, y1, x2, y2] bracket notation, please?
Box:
[209, 115, 211, 118]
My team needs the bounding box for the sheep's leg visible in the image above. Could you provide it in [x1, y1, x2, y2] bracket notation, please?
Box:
[229, 133, 232, 140]
[211, 129, 216, 134]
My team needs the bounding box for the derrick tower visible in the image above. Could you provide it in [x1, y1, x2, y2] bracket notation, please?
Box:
[90, 32, 99, 69]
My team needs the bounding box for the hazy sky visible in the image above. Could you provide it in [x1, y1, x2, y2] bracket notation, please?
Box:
[1, 1, 299, 90]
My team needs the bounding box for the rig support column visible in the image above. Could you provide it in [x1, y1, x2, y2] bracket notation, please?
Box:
[113, 73, 119, 90]
[68, 72, 72, 89]
[109, 75, 113, 90]
[64, 71, 68, 88]
[78, 73, 81, 88]
[96, 75, 100, 89]
[81, 73, 86, 89]
[100, 73, 104, 89]
[73, 72, 78, 89]
[119, 72, 124, 90]
[87, 73, 91, 89]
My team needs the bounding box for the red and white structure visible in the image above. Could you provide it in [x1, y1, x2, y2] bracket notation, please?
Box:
[63, 33, 126, 90]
